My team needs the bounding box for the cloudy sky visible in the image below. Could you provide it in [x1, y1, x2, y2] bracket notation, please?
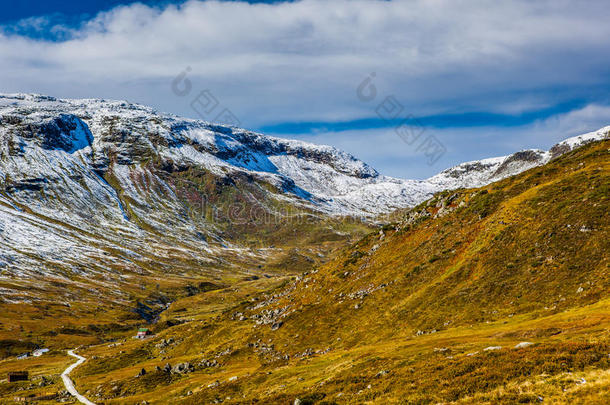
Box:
[1, 0, 609, 178]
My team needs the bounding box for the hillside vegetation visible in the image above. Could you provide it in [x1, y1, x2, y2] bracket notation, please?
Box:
[1, 139, 608, 404]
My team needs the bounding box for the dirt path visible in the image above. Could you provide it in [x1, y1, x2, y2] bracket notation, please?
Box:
[61, 350, 96, 405]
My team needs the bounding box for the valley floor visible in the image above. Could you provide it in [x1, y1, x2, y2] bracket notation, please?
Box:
[3, 277, 608, 404]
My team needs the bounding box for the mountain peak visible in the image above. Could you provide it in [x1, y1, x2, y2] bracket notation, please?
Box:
[1, 94, 608, 218]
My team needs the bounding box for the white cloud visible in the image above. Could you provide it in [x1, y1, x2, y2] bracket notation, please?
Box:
[0, 0, 609, 176]
[532, 104, 610, 140]
[1, 1, 609, 118]
[284, 103, 610, 179]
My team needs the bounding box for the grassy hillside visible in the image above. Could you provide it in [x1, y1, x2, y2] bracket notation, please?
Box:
[1, 139, 608, 404]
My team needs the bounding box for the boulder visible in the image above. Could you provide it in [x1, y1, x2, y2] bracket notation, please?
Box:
[171, 362, 194, 374]
[514, 342, 534, 349]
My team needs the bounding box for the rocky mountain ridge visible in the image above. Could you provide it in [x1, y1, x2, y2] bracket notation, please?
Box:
[0, 93, 607, 302]
[2, 94, 607, 218]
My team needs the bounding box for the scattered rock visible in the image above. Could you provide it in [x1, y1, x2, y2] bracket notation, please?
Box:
[172, 362, 194, 374]
[251, 307, 288, 326]
[376, 370, 389, 377]
[514, 342, 534, 349]
[156, 338, 175, 349]
[483, 346, 502, 351]
[199, 358, 219, 368]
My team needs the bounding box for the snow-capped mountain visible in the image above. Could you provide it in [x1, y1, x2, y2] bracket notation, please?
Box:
[0, 93, 433, 300]
[0, 94, 432, 219]
[427, 126, 610, 190]
[1, 94, 607, 221]
[0, 93, 608, 301]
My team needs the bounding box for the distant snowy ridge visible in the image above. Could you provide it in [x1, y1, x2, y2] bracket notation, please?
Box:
[427, 126, 610, 190]
[0, 94, 608, 220]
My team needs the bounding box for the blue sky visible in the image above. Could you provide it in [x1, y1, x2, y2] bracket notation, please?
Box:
[0, 1, 285, 24]
[1, 0, 609, 178]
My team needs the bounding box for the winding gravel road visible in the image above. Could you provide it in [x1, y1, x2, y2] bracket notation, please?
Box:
[61, 350, 96, 405]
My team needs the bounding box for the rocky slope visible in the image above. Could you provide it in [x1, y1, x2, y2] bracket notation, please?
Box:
[0, 93, 607, 303]
[0, 93, 608, 403]
[0, 94, 377, 308]
[46, 134, 609, 405]
[0, 93, 429, 220]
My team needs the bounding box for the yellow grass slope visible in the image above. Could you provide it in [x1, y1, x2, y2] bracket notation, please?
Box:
[2, 139, 608, 404]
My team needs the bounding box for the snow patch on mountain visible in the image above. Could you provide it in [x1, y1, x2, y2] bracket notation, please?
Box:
[1, 94, 608, 220]
[549, 126, 610, 159]
[0, 93, 608, 298]
[427, 149, 551, 190]
[559, 126, 610, 148]
[426, 126, 609, 191]
[0, 93, 412, 217]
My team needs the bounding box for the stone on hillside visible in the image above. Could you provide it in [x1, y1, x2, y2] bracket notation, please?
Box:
[376, 370, 389, 377]
[171, 362, 194, 374]
[483, 346, 502, 351]
[514, 341, 534, 349]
